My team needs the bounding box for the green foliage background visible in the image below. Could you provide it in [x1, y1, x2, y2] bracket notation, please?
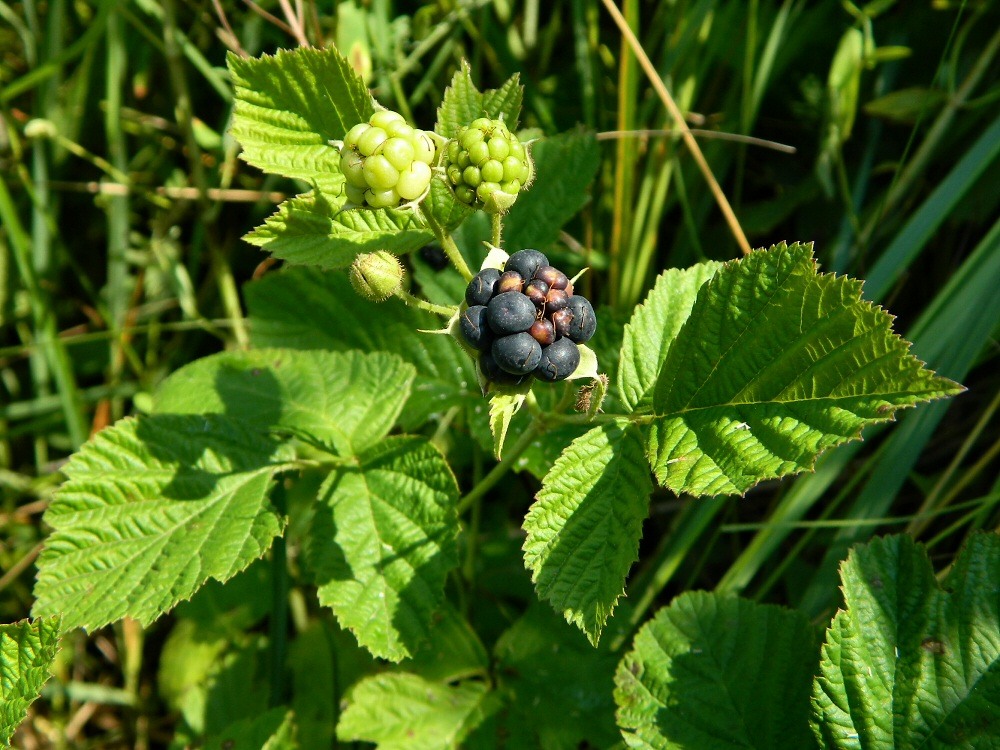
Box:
[1, 0, 998, 747]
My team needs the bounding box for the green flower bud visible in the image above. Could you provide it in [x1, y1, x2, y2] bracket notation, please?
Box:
[349, 251, 404, 302]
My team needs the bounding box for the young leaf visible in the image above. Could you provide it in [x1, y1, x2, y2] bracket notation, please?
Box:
[307, 436, 459, 661]
[246, 268, 476, 430]
[0, 617, 61, 747]
[435, 61, 522, 138]
[154, 349, 415, 456]
[228, 47, 373, 193]
[243, 191, 433, 268]
[502, 130, 601, 251]
[617, 261, 723, 411]
[33, 415, 293, 632]
[487, 380, 532, 459]
[647, 242, 962, 496]
[523, 420, 652, 644]
[338, 673, 497, 749]
[811, 533, 1000, 748]
[615, 592, 819, 749]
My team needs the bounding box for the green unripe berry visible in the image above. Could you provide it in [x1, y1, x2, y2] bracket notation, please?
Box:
[502, 156, 523, 182]
[455, 185, 475, 204]
[344, 123, 370, 148]
[500, 179, 521, 194]
[488, 137, 510, 161]
[357, 126, 388, 157]
[470, 117, 493, 131]
[382, 137, 415, 171]
[384, 121, 414, 140]
[477, 181, 500, 203]
[397, 161, 432, 201]
[447, 140, 461, 162]
[468, 141, 490, 166]
[341, 152, 368, 188]
[346, 183, 367, 205]
[413, 132, 436, 165]
[349, 250, 404, 302]
[463, 165, 482, 188]
[481, 159, 504, 184]
[460, 128, 485, 150]
[447, 165, 462, 185]
[365, 187, 400, 209]
[363, 154, 399, 190]
[457, 151, 471, 169]
[368, 109, 404, 130]
[510, 140, 526, 160]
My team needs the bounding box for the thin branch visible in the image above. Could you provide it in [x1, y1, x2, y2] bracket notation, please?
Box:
[597, 128, 796, 154]
[242, 0, 296, 37]
[210, 0, 247, 57]
[600, 0, 751, 255]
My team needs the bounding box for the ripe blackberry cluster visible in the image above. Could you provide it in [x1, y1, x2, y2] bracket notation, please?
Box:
[339, 109, 436, 209]
[460, 249, 596, 385]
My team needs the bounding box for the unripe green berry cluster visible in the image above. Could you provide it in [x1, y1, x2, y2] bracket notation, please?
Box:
[444, 117, 531, 214]
[339, 109, 436, 209]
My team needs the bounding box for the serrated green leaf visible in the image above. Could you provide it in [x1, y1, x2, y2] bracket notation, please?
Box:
[33, 415, 292, 631]
[154, 349, 414, 456]
[615, 592, 819, 749]
[487, 381, 531, 459]
[482, 73, 522, 131]
[307, 436, 459, 661]
[436, 61, 483, 139]
[524, 420, 652, 644]
[243, 191, 433, 267]
[647, 242, 962, 497]
[811, 533, 1000, 748]
[1, 617, 61, 747]
[228, 47, 373, 193]
[435, 61, 523, 139]
[204, 708, 297, 750]
[617, 262, 723, 412]
[338, 672, 498, 749]
[502, 130, 601, 251]
[245, 267, 475, 429]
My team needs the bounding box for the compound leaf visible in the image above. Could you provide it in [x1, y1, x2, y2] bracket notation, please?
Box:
[617, 262, 723, 412]
[243, 191, 433, 268]
[0, 617, 61, 747]
[338, 673, 497, 749]
[811, 533, 1000, 748]
[245, 267, 476, 430]
[33, 415, 292, 631]
[154, 349, 414, 457]
[228, 47, 373, 193]
[307, 436, 459, 661]
[502, 130, 601, 251]
[615, 592, 819, 749]
[524, 420, 652, 644]
[647, 242, 962, 496]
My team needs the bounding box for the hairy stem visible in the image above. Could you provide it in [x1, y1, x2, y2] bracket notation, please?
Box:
[422, 206, 474, 280]
[491, 212, 503, 248]
[394, 288, 456, 317]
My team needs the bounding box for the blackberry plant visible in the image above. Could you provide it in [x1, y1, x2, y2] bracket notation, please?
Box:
[10, 46, 989, 750]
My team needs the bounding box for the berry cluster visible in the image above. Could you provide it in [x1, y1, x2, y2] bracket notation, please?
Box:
[339, 109, 436, 209]
[460, 249, 596, 385]
[444, 118, 531, 214]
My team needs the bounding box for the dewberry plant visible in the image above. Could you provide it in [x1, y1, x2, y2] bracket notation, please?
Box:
[7, 47, 997, 750]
